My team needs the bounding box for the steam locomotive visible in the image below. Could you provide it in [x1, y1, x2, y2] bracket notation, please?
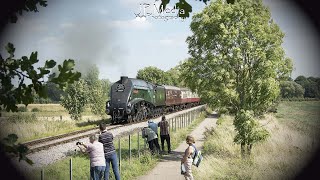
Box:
[106, 76, 200, 124]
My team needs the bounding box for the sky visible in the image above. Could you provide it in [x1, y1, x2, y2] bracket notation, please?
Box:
[0, 0, 319, 83]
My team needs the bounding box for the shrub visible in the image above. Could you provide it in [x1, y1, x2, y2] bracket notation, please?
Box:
[31, 108, 40, 112]
[7, 113, 38, 123]
[17, 106, 27, 112]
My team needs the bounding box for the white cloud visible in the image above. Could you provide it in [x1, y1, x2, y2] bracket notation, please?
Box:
[99, 9, 108, 15]
[60, 22, 74, 29]
[110, 19, 152, 29]
[38, 36, 62, 45]
[159, 38, 174, 45]
[159, 35, 187, 46]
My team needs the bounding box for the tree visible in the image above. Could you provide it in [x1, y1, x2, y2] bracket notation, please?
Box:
[0, 43, 81, 112]
[60, 79, 88, 120]
[280, 81, 304, 98]
[46, 73, 65, 102]
[166, 66, 185, 87]
[84, 66, 109, 116]
[180, 0, 292, 156]
[294, 76, 320, 98]
[136, 66, 170, 85]
[0, 0, 81, 168]
[61, 65, 111, 119]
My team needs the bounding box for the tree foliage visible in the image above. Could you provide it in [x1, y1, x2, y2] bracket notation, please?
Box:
[84, 66, 110, 116]
[60, 79, 88, 120]
[136, 66, 184, 86]
[0, 134, 33, 165]
[61, 65, 111, 119]
[294, 76, 320, 98]
[0, 0, 47, 28]
[0, 43, 81, 112]
[280, 81, 304, 98]
[0, 0, 81, 167]
[136, 66, 169, 85]
[180, 0, 292, 156]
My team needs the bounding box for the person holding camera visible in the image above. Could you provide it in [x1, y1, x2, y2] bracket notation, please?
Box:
[77, 134, 106, 180]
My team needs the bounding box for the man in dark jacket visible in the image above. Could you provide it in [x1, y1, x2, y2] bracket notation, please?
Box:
[158, 115, 171, 153]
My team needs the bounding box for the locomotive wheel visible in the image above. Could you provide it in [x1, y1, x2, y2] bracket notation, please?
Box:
[128, 115, 133, 123]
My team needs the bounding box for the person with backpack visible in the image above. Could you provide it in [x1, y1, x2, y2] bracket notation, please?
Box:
[181, 135, 196, 180]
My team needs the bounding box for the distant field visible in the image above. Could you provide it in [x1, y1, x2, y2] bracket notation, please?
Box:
[0, 104, 109, 142]
[276, 101, 320, 132]
[1, 104, 94, 117]
[194, 101, 320, 180]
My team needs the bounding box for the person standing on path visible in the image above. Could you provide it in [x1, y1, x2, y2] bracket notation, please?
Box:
[148, 120, 161, 151]
[77, 134, 106, 180]
[158, 115, 171, 153]
[98, 123, 120, 180]
[181, 135, 196, 180]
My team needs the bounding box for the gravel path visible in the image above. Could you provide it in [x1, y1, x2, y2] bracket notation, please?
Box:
[136, 113, 217, 180]
[12, 106, 205, 173]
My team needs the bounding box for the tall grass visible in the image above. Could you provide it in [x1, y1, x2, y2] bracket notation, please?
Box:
[194, 101, 320, 180]
[0, 104, 109, 142]
[0, 114, 109, 143]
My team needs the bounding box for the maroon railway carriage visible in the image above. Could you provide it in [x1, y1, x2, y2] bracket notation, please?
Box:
[163, 85, 200, 112]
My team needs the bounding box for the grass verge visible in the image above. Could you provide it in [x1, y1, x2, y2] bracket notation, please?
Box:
[194, 101, 320, 180]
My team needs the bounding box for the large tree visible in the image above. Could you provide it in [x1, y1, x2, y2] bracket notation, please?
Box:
[180, 0, 292, 156]
[136, 66, 170, 85]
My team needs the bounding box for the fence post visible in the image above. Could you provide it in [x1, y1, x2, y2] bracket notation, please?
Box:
[118, 138, 121, 174]
[138, 131, 140, 159]
[69, 158, 72, 180]
[171, 117, 174, 132]
[183, 114, 185, 128]
[175, 117, 177, 131]
[129, 134, 131, 163]
[41, 169, 44, 180]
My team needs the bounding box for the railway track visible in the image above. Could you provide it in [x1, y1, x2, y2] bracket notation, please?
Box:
[23, 105, 205, 154]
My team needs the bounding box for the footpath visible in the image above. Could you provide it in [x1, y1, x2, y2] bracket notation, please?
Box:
[137, 113, 218, 180]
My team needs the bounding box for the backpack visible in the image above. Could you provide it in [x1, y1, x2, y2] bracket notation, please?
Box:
[191, 144, 203, 167]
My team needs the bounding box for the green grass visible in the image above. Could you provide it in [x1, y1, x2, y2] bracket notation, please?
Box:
[23, 110, 207, 180]
[194, 101, 320, 180]
[0, 115, 110, 143]
[0, 104, 110, 142]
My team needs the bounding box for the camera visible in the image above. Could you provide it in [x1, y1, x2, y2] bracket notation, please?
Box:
[76, 142, 83, 145]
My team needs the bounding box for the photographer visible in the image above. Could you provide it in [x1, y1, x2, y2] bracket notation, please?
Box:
[77, 134, 106, 180]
